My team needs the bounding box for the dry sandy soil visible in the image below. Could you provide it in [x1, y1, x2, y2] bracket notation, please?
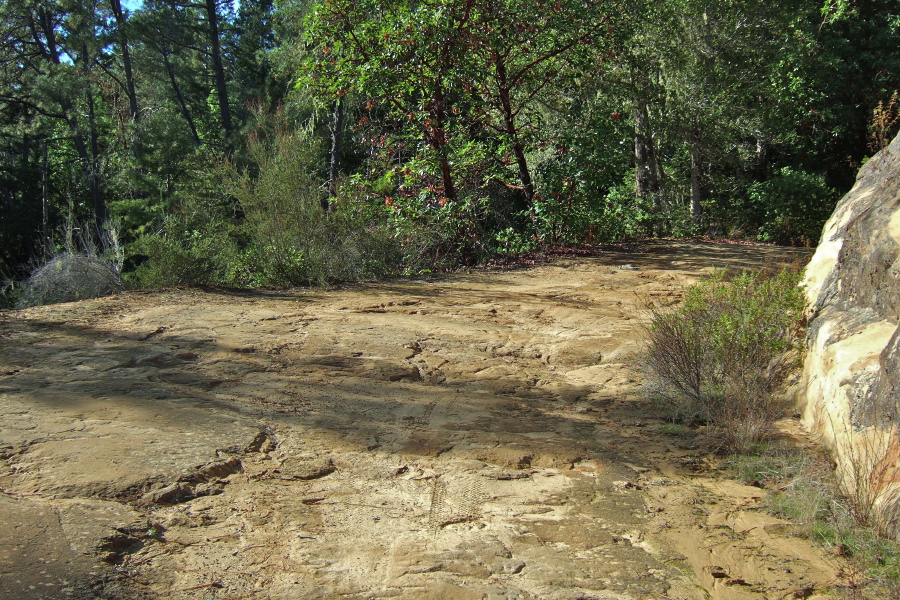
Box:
[0, 241, 844, 600]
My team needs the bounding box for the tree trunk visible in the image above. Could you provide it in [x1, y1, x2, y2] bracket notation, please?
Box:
[84, 42, 106, 228]
[204, 0, 233, 147]
[36, 8, 105, 230]
[429, 88, 457, 203]
[437, 153, 457, 204]
[41, 142, 50, 260]
[163, 50, 202, 147]
[86, 92, 106, 227]
[494, 53, 535, 205]
[634, 99, 652, 200]
[109, 0, 139, 122]
[635, 95, 666, 235]
[325, 95, 344, 210]
[753, 135, 767, 181]
[690, 128, 703, 225]
[633, 68, 662, 215]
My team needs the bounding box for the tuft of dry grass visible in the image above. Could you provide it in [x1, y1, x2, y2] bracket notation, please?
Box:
[726, 439, 900, 598]
[15, 221, 125, 308]
[829, 416, 900, 539]
[18, 254, 124, 308]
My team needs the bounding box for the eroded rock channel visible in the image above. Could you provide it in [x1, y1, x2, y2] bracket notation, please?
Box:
[0, 242, 837, 600]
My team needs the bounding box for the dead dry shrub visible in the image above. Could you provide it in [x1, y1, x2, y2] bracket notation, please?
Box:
[16, 221, 125, 308]
[644, 267, 806, 452]
[869, 91, 900, 154]
[18, 254, 124, 307]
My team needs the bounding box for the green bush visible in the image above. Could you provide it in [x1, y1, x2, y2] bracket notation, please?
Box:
[526, 173, 674, 247]
[128, 175, 243, 289]
[131, 121, 401, 289]
[644, 267, 806, 452]
[131, 226, 240, 288]
[231, 125, 400, 286]
[377, 171, 498, 272]
[749, 167, 838, 246]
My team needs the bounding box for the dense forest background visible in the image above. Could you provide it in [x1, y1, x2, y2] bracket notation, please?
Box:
[2, 0, 899, 297]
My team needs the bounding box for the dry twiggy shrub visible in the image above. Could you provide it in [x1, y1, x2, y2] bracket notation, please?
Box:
[870, 91, 900, 154]
[828, 415, 900, 538]
[18, 254, 124, 308]
[16, 221, 125, 308]
[644, 267, 806, 452]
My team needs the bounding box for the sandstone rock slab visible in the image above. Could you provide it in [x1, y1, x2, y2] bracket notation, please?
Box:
[801, 132, 900, 533]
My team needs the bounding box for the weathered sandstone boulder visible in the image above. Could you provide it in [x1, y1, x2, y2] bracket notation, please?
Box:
[801, 132, 900, 533]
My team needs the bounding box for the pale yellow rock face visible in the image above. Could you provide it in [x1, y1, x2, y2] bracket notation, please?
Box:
[800, 133, 900, 534]
[891, 208, 900, 245]
[802, 318, 894, 442]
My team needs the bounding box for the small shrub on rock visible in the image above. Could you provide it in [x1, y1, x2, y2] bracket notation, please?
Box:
[644, 267, 806, 452]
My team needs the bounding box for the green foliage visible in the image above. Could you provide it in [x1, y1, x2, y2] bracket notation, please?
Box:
[493, 226, 537, 257]
[749, 167, 838, 246]
[4, 0, 900, 282]
[380, 177, 496, 271]
[234, 121, 400, 285]
[130, 213, 241, 288]
[654, 422, 694, 437]
[132, 117, 401, 288]
[300, 0, 625, 223]
[231, 122, 327, 285]
[645, 267, 806, 452]
[592, 183, 662, 242]
[726, 445, 820, 488]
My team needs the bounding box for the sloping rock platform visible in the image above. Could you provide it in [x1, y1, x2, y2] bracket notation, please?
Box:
[1, 242, 835, 600]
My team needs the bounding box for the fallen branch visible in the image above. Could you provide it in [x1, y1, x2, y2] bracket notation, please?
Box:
[176, 582, 224, 592]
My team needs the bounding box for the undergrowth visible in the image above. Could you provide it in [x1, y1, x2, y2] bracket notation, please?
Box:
[726, 445, 900, 598]
[643, 259, 900, 596]
[131, 123, 400, 288]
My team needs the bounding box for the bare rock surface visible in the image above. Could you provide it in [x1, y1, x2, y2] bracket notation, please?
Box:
[1, 242, 838, 599]
[801, 133, 900, 532]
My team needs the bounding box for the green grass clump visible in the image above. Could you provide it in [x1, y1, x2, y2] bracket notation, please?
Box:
[726, 445, 814, 486]
[726, 444, 900, 598]
[655, 422, 694, 437]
